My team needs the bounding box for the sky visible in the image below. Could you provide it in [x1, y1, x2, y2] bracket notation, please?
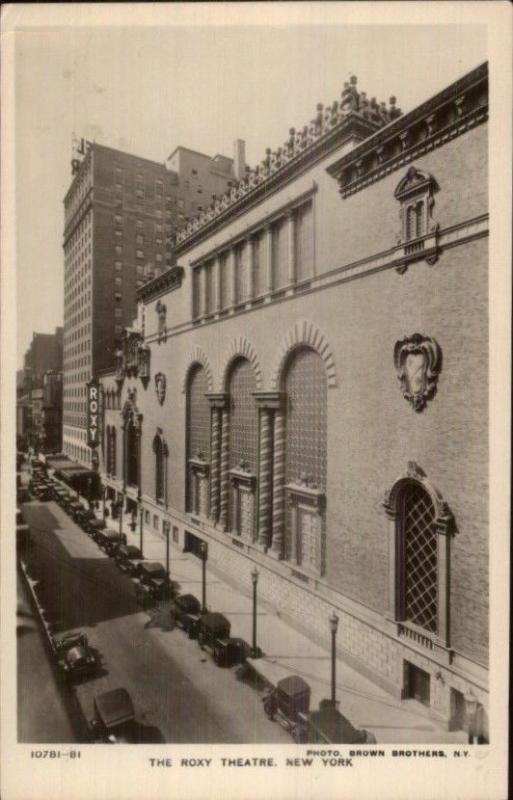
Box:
[13, 11, 487, 367]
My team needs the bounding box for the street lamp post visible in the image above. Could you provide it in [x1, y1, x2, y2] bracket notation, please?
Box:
[250, 567, 261, 658]
[118, 497, 124, 538]
[464, 689, 479, 744]
[139, 505, 144, 557]
[102, 485, 106, 519]
[165, 523, 170, 581]
[329, 610, 339, 707]
[200, 541, 208, 613]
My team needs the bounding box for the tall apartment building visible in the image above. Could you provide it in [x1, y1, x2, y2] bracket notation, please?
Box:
[63, 142, 237, 466]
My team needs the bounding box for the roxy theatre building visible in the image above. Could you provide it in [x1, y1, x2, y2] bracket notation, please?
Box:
[99, 63, 489, 734]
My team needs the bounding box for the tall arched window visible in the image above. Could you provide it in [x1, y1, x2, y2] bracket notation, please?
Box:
[126, 419, 139, 488]
[383, 463, 454, 648]
[397, 482, 438, 633]
[186, 365, 211, 515]
[228, 357, 258, 537]
[153, 431, 168, 504]
[106, 426, 117, 477]
[283, 347, 327, 575]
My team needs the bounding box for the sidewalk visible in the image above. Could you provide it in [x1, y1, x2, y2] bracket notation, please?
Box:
[110, 511, 466, 746]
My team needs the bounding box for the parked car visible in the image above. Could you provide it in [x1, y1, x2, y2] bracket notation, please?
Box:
[51, 632, 97, 680]
[137, 562, 171, 600]
[115, 544, 143, 573]
[263, 675, 311, 740]
[171, 593, 202, 638]
[99, 529, 127, 556]
[89, 688, 136, 743]
[296, 700, 377, 745]
[17, 486, 30, 504]
[75, 507, 97, 528]
[16, 509, 31, 551]
[86, 518, 107, 539]
[197, 612, 246, 667]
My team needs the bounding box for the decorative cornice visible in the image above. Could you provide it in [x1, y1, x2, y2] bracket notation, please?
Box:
[137, 265, 185, 302]
[327, 62, 488, 198]
[175, 77, 401, 253]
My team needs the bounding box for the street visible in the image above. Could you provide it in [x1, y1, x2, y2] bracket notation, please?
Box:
[20, 499, 290, 744]
[17, 570, 82, 743]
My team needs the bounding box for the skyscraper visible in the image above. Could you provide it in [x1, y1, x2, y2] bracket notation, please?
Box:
[62, 142, 237, 465]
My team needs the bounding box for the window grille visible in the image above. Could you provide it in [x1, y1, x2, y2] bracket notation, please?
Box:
[400, 484, 438, 633]
[229, 359, 258, 472]
[284, 348, 327, 490]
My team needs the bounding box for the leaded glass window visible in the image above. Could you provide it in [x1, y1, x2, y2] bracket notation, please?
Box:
[399, 483, 438, 634]
[126, 420, 138, 487]
[187, 365, 211, 461]
[284, 348, 327, 490]
[154, 435, 165, 503]
[228, 358, 258, 472]
[283, 347, 327, 573]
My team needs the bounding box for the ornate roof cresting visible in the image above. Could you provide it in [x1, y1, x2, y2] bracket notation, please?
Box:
[175, 76, 401, 249]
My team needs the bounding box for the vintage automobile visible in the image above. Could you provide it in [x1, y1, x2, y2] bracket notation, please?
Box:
[16, 509, 31, 551]
[296, 699, 377, 745]
[171, 593, 202, 638]
[17, 485, 31, 504]
[99, 529, 127, 556]
[115, 544, 143, 574]
[75, 507, 97, 529]
[197, 612, 246, 667]
[51, 631, 97, 680]
[86, 518, 107, 539]
[89, 688, 136, 744]
[263, 675, 311, 740]
[137, 562, 171, 601]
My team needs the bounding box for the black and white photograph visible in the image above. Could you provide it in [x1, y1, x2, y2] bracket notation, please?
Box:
[1, 3, 510, 799]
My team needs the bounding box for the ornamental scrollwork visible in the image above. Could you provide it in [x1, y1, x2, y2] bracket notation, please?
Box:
[393, 334, 442, 412]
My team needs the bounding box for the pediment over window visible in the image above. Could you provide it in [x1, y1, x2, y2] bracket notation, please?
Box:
[394, 166, 440, 273]
[394, 166, 438, 201]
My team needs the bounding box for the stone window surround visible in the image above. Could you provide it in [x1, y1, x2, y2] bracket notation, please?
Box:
[383, 461, 455, 664]
[190, 183, 317, 322]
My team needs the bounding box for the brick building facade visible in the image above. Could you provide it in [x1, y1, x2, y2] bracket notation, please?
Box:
[99, 63, 489, 736]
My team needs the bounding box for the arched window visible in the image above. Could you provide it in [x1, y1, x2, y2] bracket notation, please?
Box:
[397, 481, 438, 633]
[283, 347, 327, 575]
[228, 357, 258, 537]
[111, 427, 116, 477]
[126, 419, 139, 488]
[186, 365, 211, 515]
[153, 430, 168, 504]
[383, 463, 455, 647]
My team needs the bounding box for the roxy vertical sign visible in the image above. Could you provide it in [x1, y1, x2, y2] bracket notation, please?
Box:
[86, 379, 101, 448]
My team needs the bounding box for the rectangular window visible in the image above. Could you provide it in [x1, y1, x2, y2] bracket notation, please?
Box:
[114, 308, 122, 318]
[253, 233, 263, 296]
[145, 510, 150, 524]
[114, 261, 122, 272]
[136, 234, 144, 244]
[136, 264, 145, 276]
[115, 245, 122, 256]
[155, 180, 163, 196]
[153, 514, 158, 530]
[156, 253, 163, 263]
[272, 218, 288, 290]
[115, 324, 122, 335]
[136, 250, 144, 259]
[192, 268, 201, 318]
[235, 243, 249, 304]
[115, 168, 123, 186]
[115, 276, 122, 287]
[295, 201, 314, 282]
[136, 219, 143, 230]
[172, 525, 179, 543]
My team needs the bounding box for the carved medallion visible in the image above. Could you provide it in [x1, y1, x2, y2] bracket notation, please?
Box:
[394, 334, 442, 412]
[154, 372, 166, 405]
